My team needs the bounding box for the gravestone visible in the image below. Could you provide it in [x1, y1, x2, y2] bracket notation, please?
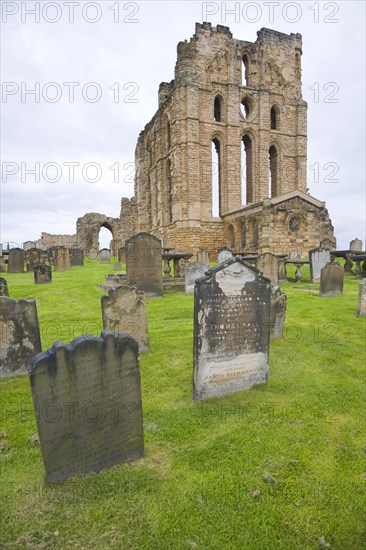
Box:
[350, 238, 362, 252]
[126, 233, 163, 296]
[0, 257, 6, 273]
[320, 238, 336, 251]
[23, 241, 36, 251]
[0, 277, 9, 296]
[70, 248, 84, 267]
[193, 258, 271, 401]
[7, 248, 25, 273]
[99, 249, 111, 264]
[197, 250, 210, 266]
[288, 249, 301, 260]
[319, 262, 344, 297]
[101, 286, 149, 352]
[270, 286, 287, 340]
[113, 263, 122, 271]
[0, 297, 42, 377]
[217, 247, 233, 264]
[26, 248, 43, 272]
[357, 278, 366, 317]
[118, 247, 126, 263]
[28, 331, 144, 483]
[185, 262, 208, 294]
[54, 247, 71, 271]
[256, 253, 279, 285]
[309, 247, 331, 283]
[34, 264, 52, 284]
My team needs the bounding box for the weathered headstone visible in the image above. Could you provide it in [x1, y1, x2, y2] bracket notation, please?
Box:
[0, 297, 42, 377]
[320, 238, 336, 251]
[118, 247, 126, 263]
[34, 264, 52, 284]
[319, 262, 344, 297]
[185, 262, 208, 294]
[217, 247, 233, 264]
[7, 248, 25, 273]
[54, 247, 71, 271]
[26, 248, 43, 272]
[126, 233, 163, 296]
[113, 263, 122, 271]
[0, 277, 9, 296]
[70, 248, 84, 267]
[101, 286, 149, 352]
[23, 241, 37, 251]
[256, 253, 279, 285]
[350, 238, 363, 252]
[28, 331, 144, 483]
[309, 247, 331, 283]
[288, 249, 301, 261]
[357, 278, 366, 317]
[0, 257, 6, 273]
[197, 250, 210, 266]
[193, 258, 271, 400]
[99, 249, 111, 264]
[270, 286, 287, 340]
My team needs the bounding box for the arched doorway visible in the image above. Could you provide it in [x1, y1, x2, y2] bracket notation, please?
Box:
[98, 224, 113, 252]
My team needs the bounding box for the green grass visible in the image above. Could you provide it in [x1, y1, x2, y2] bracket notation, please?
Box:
[1, 261, 365, 549]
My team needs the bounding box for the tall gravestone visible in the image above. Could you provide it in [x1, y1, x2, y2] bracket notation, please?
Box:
[319, 262, 344, 297]
[54, 247, 71, 271]
[0, 297, 42, 377]
[357, 278, 366, 317]
[217, 247, 233, 264]
[185, 262, 208, 294]
[0, 277, 9, 296]
[101, 286, 150, 352]
[70, 248, 84, 267]
[270, 286, 287, 340]
[126, 233, 163, 297]
[26, 248, 43, 272]
[320, 238, 336, 251]
[309, 247, 331, 283]
[197, 250, 210, 266]
[7, 248, 25, 273]
[256, 252, 279, 285]
[28, 331, 144, 483]
[193, 258, 271, 400]
[99, 249, 111, 264]
[34, 264, 52, 284]
[118, 247, 126, 263]
[350, 238, 363, 252]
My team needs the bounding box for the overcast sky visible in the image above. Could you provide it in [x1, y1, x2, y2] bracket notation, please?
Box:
[1, 0, 365, 250]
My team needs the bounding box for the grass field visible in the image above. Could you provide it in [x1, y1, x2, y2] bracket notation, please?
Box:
[1, 260, 365, 549]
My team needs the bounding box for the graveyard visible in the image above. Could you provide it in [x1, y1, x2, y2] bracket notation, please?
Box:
[1, 257, 365, 549]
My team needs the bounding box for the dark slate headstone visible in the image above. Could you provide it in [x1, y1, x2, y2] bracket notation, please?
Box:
[7, 248, 25, 273]
[102, 286, 150, 352]
[34, 264, 52, 284]
[0, 277, 9, 296]
[357, 278, 366, 318]
[70, 248, 84, 267]
[185, 262, 208, 294]
[25, 248, 43, 272]
[126, 233, 163, 297]
[319, 262, 344, 297]
[28, 331, 144, 484]
[256, 253, 279, 285]
[99, 249, 111, 264]
[0, 297, 42, 377]
[193, 258, 271, 400]
[309, 247, 331, 283]
[54, 247, 71, 271]
[270, 286, 287, 340]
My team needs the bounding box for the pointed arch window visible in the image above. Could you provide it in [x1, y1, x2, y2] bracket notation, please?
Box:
[214, 95, 222, 122]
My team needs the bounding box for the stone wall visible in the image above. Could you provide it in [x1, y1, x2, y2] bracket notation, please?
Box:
[35, 232, 77, 250]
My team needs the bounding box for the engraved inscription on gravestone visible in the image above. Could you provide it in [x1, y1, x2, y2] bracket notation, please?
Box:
[126, 233, 163, 297]
[7, 248, 25, 273]
[34, 264, 52, 285]
[185, 262, 208, 294]
[309, 247, 331, 283]
[53, 247, 71, 271]
[193, 258, 271, 400]
[319, 262, 344, 297]
[70, 248, 84, 267]
[102, 286, 150, 352]
[28, 331, 144, 484]
[256, 253, 279, 285]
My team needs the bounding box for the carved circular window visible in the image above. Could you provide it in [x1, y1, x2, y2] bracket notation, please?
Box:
[288, 215, 303, 234]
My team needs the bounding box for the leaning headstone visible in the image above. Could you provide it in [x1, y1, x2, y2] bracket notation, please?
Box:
[197, 250, 210, 266]
[26, 248, 43, 272]
[320, 238, 336, 251]
[70, 248, 84, 267]
[357, 278, 366, 317]
[101, 286, 149, 352]
[28, 331, 144, 484]
[217, 247, 233, 264]
[350, 238, 363, 252]
[270, 286, 287, 340]
[309, 247, 331, 283]
[193, 258, 271, 401]
[185, 262, 208, 294]
[118, 247, 126, 263]
[34, 264, 52, 284]
[319, 262, 344, 297]
[0, 297, 42, 377]
[126, 232, 163, 296]
[99, 249, 111, 264]
[53, 247, 71, 271]
[0, 277, 9, 296]
[256, 253, 279, 285]
[7, 248, 25, 273]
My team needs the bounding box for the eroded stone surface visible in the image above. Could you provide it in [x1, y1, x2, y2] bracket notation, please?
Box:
[270, 286, 287, 340]
[70, 248, 84, 266]
[256, 253, 279, 285]
[357, 278, 366, 317]
[309, 247, 331, 283]
[0, 278, 9, 296]
[99, 249, 111, 264]
[319, 262, 344, 297]
[34, 264, 52, 284]
[8, 248, 25, 273]
[185, 262, 208, 294]
[53, 247, 71, 271]
[126, 233, 163, 297]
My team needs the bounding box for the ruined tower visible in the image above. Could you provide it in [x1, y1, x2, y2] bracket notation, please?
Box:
[129, 23, 335, 256]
